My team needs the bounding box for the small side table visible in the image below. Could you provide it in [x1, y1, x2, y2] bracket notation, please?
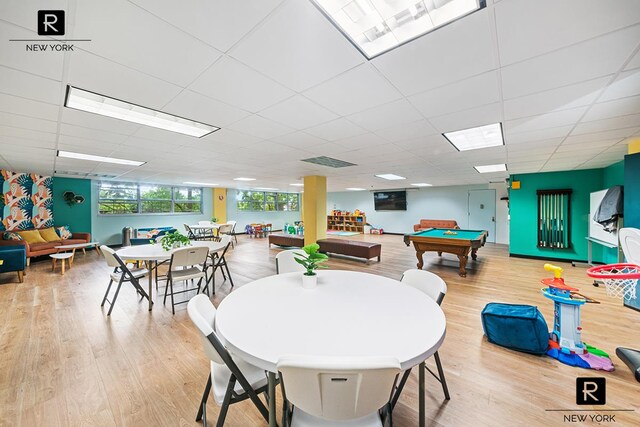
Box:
[50, 253, 73, 275]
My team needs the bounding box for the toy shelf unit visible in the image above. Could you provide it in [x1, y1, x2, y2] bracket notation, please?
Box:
[327, 214, 366, 233]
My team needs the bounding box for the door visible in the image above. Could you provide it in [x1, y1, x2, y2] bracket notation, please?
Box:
[468, 189, 496, 243]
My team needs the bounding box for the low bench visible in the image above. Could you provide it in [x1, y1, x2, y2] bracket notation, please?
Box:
[317, 239, 381, 263]
[268, 233, 304, 248]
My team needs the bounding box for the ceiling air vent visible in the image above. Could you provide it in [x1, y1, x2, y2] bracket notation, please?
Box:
[301, 156, 356, 168]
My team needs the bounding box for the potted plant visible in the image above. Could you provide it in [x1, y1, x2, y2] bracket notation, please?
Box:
[211, 217, 218, 223]
[157, 230, 191, 251]
[294, 243, 329, 289]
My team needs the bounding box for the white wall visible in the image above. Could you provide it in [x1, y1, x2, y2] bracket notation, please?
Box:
[226, 189, 301, 232]
[327, 183, 510, 244]
[489, 181, 510, 245]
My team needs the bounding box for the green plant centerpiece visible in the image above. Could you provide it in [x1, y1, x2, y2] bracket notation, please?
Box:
[158, 230, 192, 251]
[294, 243, 329, 276]
[211, 217, 218, 223]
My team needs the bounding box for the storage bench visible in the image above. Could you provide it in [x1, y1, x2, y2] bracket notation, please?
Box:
[317, 239, 381, 263]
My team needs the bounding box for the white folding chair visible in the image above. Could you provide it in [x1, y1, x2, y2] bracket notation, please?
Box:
[277, 356, 401, 427]
[203, 235, 234, 295]
[226, 220, 238, 246]
[100, 245, 149, 316]
[620, 228, 640, 264]
[188, 295, 272, 426]
[399, 269, 450, 401]
[218, 223, 234, 247]
[164, 246, 208, 315]
[275, 250, 305, 274]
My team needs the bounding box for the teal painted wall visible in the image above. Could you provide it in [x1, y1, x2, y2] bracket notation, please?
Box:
[509, 169, 604, 262]
[52, 177, 92, 234]
[603, 161, 624, 188]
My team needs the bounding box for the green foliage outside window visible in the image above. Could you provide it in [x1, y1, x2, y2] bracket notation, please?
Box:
[98, 182, 203, 215]
[236, 190, 299, 212]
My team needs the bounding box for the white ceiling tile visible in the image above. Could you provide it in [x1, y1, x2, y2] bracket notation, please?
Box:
[428, 102, 503, 133]
[504, 107, 587, 134]
[504, 125, 573, 144]
[346, 99, 423, 132]
[189, 56, 294, 113]
[227, 114, 293, 139]
[556, 140, 618, 152]
[304, 63, 402, 116]
[495, 0, 640, 66]
[258, 95, 338, 130]
[163, 89, 249, 128]
[61, 108, 141, 136]
[229, 0, 364, 92]
[375, 120, 438, 143]
[0, 93, 59, 121]
[74, 0, 222, 86]
[0, 111, 57, 133]
[303, 118, 367, 141]
[200, 128, 263, 148]
[582, 95, 640, 122]
[625, 48, 640, 70]
[409, 71, 500, 118]
[0, 65, 62, 104]
[333, 132, 389, 150]
[59, 123, 130, 144]
[599, 69, 640, 102]
[0, 21, 64, 81]
[372, 9, 496, 96]
[563, 128, 638, 145]
[0, 125, 56, 143]
[129, 0, 284, 53]
[504, 77, 608, 120]
[572, 113, 640, 135]
[501, 25, 640, 99]
[0, 134, 55, 150]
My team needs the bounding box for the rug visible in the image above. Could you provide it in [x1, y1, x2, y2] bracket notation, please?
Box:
[326, 230, 360, 236]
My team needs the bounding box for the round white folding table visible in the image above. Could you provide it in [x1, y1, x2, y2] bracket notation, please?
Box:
[117, 240, 227, 311]
[215, 270, 447, 427]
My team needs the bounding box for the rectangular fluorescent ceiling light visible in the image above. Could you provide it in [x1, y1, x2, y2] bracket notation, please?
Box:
[311, 0, 484, 59]
[64, 86, 220, 138]
[57, 150, 145, 166]
[474, 164, 507, 173]
[290, 183, 304, 187]
[184, 181, 218, 187]
[443, 123, 504, 151]
[346, 187, 366, 191]
[411, 183, 432, 187]
[375, 174, 406, 180]
[234, 177, 256, 181]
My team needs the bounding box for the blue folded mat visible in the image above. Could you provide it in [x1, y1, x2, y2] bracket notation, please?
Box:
[481, 303, 549, 355]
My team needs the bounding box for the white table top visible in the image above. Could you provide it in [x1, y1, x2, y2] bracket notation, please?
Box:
[55, 241, 100, 249]
[50, 253, 73, 259]
[190, 224, 220, 230]
[116, 240, 227, 261]
[215, 270, 446, 372]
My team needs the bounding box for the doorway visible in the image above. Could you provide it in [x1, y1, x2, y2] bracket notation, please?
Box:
[468, 189, 496, 243]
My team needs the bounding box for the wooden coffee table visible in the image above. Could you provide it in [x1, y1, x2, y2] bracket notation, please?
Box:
[55, 241, 101, 266]
[50, 253, 73, 275]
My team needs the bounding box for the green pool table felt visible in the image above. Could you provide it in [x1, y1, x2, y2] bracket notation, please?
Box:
[412, 228, 486, 240]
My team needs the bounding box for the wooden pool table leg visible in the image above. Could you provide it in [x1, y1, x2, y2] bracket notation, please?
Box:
[471, 248, 478, 260]
[416, 250, 424, 270]
[457, 255, 468, 277]
[438, 251, 442, 256]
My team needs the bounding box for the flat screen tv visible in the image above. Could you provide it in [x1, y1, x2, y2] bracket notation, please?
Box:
[374, 191, 407, 211]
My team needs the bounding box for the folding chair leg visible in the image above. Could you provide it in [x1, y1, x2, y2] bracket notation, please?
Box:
[196, 373, 212, 422]
[169, 280, 176, 315]
[107, 278, 124, 316]
[224, 261, 234, 287]
[433, 351, 451, 400]
[216, 376, 237, 427]
[101, 279, 114, 307]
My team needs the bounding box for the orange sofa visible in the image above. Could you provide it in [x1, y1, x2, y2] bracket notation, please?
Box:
[0, 231, 91, 266]
[413, 219, 460, 232]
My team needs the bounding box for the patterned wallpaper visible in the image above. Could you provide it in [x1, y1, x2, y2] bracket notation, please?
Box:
[1, 170, 54, 231]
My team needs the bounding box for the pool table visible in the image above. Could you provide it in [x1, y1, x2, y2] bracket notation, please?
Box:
[403, 228, 488, 277]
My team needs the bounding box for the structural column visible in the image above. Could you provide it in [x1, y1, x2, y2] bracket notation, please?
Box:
[302, 176, 327, 246]
[213, 188, 227, 223]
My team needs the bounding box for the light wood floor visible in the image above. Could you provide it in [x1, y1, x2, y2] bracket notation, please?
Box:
[1, 234, 638, 426]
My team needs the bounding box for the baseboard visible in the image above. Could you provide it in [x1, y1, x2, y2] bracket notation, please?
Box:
[508, 253, 593, 265]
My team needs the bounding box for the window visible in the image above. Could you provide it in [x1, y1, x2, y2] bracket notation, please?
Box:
[236, 190, 300, 212]
[98, 182, 203, 215]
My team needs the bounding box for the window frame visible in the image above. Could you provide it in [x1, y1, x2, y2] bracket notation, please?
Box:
[97, 182, 204, 216]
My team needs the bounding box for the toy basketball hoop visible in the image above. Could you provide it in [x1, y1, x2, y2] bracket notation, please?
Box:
[586, 263, 640, 301]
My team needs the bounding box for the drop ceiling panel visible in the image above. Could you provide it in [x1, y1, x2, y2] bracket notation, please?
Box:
[0, 93, 59, 121]
[375, 120, 438, 143]
[0, 21, 64, 81]
[67, 50, 183, 110]
[304, 118, 367, 141]
[504, 107, 588, 134]
[59, 123, 130, 144]
[347, 99, 423, 132]
[227, 114, 293, 139]
[189, 56, 294, 113]
[129, 0, 283, 53]
[258, 95, 338, 130]
[162, 89, 249, 128]
[582, 95, 640, 122]
[503, 125, 573, 144]
[625, 48, 640, 70]
[503, 77, 608, 120]
[599, 69, 640, 102]
[229, 0, 364, 92]
[0, 65, 62, 104]
[572, 113, 640, 134]
[74, 0, 222, 86]
[0, 125, 56, 143]
[428, 102, 503, 133]
[0, 134, 55, 150]
[200, 128, 262, 148]
[304, 63, 402, 116]
[0, 111, 58, 134]
[372, 9, 496, 96]
[501, 25, 640, 99]
[495, 0, 640, 66]
[61, 108, 141, 136]
[563, 128, 637, 145]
